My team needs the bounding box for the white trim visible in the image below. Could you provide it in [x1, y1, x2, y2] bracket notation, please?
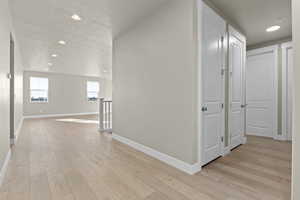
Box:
[273, 46, 279, 140]
[247, 45, 279, 57]
[247, 45, 279, 139]
[282, 42, 293, 141]
[99, 128, 112, 133]
[112, 133, 202, 175]
[23, 112, 98, 119]
[242, 136, 247, 144]
[0, 150, 11, 187]
[228, 25, 246, 43]
[10, 117, 24, 145]
[274, 134, 287, 141]
[196, 0, 203, 168]
[222, 146, 231, 156]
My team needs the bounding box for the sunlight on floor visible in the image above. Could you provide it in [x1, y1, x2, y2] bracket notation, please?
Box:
[56, 118, 99, 124]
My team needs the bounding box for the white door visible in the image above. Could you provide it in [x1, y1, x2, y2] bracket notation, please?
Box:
[201, 3, 226, 165]
[228, 26, 246, 149]
[246, 46, 278, 138]
[282, 43, 293, 141]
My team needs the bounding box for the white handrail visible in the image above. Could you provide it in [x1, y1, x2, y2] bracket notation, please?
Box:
[99, 98, 112, 133]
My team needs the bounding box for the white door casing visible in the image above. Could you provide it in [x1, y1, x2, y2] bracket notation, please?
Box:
[282, 42, 293, 141]
[246, 46, 278, 138]
[201, 3, 226, 165]
[228, 26, 246, 149]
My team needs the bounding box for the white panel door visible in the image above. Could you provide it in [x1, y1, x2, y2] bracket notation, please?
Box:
[201, 3, 226, 165]
[246, 46, 278, 138]
[228, 26, 246, 149]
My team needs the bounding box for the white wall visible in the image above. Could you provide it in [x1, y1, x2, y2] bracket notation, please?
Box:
[103, 79, 112, 100]
[113, 0, 198, 164]
[292, 0, 300, 199]
[23, 71, 111, 116]
[14, 36, 24, 133]
[0, 0, 24, 171]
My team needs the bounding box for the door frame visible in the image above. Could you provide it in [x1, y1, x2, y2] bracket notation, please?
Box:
[228, 25, 247, 149]
[282, 41, 293, 141]
[10, 34, 15, 144]
[246, 45, 279, 139]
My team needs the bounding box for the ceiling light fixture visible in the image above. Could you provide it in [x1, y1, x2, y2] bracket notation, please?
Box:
[58, 40, 66, 45]
[51, 54, 58, 58]
[71, 14, 82, 21]
[266, 25, 281, 32]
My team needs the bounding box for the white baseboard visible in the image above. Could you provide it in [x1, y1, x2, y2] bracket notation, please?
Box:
[222, 146, 231, 156]
[0, 149, 11, 187]
[99, 128, 113, 133]
[23, 112, 98, 119]
[273, 134, 287, 141]
[242, 136, 247, 144]
[10, 117, 24, 145]
[112, 133, 201, 175]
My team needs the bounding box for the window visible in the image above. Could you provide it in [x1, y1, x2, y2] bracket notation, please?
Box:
[30, 77, 48, 103]
[87, 81, 99, 101]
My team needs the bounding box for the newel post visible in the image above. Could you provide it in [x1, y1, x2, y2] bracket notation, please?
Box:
[99, 98, 104, 132]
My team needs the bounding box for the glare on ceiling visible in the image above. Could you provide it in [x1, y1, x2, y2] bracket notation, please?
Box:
[71, 14, 82, 21]
[58, 40, 66, 45]
[266, 25, 281, 32]
[48, 63, 53, 66]
[51, 54, 58, 58]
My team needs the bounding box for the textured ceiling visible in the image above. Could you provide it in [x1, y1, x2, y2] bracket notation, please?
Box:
[11, 0, 288, 76]
[9, 0, 170, 78]
[209, 0, 292, 46]
[10, 0, 113, 78]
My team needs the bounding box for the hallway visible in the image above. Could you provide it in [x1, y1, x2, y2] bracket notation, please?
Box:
[0, 115, 291, 200]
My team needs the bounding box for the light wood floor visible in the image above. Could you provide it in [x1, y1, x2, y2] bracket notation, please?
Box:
[0, 115, 292, 200]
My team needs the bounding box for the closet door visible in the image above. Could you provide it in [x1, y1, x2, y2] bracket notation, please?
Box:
[246, 46, 278, 138]
[228, 26, 246, 149]
[201, 3, 226, 165]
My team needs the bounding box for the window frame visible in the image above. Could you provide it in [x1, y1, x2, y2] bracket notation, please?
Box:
[86, 81, 99, 102]
[29, 76, 49, 103]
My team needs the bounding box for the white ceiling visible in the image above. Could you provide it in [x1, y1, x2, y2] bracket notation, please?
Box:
[10, 0, 170, 78]
[11, 0, 289, 76]
[10, 0, 112, 78]
[208, 0, 292, 46]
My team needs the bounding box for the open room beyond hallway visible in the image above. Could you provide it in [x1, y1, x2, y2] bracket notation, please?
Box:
[0, 116, 292, 200]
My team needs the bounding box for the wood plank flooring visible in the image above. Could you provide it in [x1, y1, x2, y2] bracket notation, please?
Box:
[0, 115, 292, 200]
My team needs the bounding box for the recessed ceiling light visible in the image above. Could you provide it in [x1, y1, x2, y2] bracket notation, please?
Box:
[71, 14, 82, 21]
[266, 25, 281, 32]
[48, 63, 53, 66]
[51, 54, 58, 58]
[58, 40, 66, 45]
